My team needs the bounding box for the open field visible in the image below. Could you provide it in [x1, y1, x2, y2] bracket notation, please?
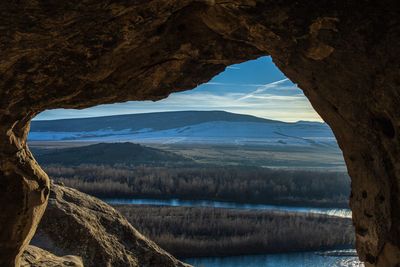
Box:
[153, 143, 345, 171]
[29, 141, 346, 170]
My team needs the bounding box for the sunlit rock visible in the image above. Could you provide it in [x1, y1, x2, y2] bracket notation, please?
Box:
[32, 183, 190, 267]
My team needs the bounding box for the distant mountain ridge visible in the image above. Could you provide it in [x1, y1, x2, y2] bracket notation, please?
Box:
[29, 111, 335, 147]
[31, 111, 283, 132]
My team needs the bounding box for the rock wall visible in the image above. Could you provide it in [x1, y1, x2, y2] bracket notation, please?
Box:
[31, 183, 189, 267]
[0, 1, 399, 266]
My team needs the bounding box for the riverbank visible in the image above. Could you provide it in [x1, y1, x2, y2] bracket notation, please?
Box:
[41, 163, 350, 208]
[106, 198, 351, 218]
[114, 205, 355, 258]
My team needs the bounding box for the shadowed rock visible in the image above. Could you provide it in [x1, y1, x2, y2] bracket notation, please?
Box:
[31, 183, 190, 267]
[22, 246, 83, 267]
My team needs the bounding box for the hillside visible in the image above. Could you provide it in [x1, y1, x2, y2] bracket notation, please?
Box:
[29, 111, 336, 148]
[34, 142, 191, 166]
[30, 111, 277, 132]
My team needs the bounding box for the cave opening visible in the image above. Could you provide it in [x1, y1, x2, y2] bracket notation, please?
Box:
[27, 56, 358, 266]
[1, 2, 398, 266]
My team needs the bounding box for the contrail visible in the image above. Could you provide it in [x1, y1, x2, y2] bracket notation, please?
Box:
[205, 82, 265, 87]
[237, 78, 289, 101]
[226, 66, 241, 70]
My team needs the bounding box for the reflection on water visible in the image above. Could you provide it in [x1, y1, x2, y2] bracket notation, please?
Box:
[104, 198, 352, 218]
[184, 251, 363, 267]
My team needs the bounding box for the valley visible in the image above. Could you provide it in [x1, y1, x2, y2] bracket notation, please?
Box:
[28, 111, 358, 266]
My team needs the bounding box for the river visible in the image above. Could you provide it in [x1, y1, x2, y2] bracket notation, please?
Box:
[104, 198, 360, 266]
[104, 197, 352, 218]
[184, 251, 363, 267]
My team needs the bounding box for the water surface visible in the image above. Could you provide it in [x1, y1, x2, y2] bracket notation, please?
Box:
[105, 198, 352, 218]
[184, 251, 363, 267]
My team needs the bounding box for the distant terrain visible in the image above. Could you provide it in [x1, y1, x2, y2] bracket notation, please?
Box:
[29, 111, 345, 170]
[29, 111, 336, 147]
[32, 142, 191, 166]
[29, 111, 349, 207]
[32, 142, 350, 208]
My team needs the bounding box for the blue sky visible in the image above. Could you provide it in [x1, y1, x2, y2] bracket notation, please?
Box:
[36, 56, 322, 122]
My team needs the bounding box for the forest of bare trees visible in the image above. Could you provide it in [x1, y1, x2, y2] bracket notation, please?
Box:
[115, 205, 355, 257]
[44, 164, 350, 207]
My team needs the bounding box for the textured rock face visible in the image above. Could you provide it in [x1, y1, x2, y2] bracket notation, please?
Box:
[0, 1, 399, 266]
[22, 246, 83, 267]
[31, 183, 189, 267]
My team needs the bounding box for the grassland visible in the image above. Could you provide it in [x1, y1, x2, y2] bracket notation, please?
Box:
[29, 141, 346, 170]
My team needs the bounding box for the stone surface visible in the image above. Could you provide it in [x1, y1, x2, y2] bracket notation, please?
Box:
[31, 183, 189, 267]
[21, 245, 83, 267]
[0, 1, 399, 266]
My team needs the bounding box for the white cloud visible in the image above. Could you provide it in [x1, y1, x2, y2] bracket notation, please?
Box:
[34, 55, 325, 123]
[35, 88, 322, 122]
[35, 80, 323, 122]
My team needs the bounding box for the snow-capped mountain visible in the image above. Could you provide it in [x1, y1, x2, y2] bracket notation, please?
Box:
[29, 111, 337, 147]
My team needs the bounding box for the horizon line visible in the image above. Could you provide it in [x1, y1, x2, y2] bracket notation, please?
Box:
[32, 109, 324, 124]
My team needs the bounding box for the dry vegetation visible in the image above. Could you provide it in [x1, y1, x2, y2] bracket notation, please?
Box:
[44, 164, 350, 207]
[115, 205, 355, 258]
